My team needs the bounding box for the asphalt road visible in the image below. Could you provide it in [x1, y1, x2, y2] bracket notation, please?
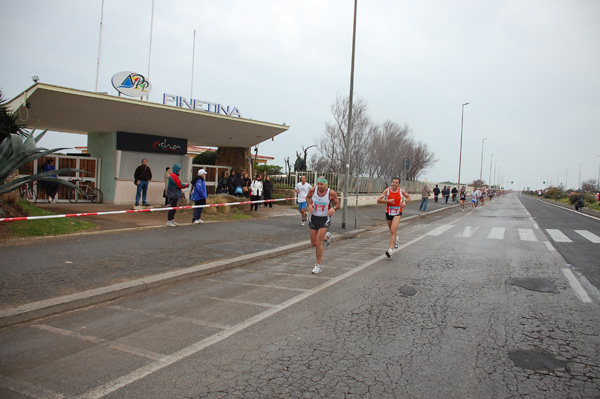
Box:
[0, 197, 456, 309]
[519, 194, 600, 295]
[1, 193, 598, 398]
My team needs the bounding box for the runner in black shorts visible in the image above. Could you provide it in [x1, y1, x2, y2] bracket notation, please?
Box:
[306, 176, 340, 274]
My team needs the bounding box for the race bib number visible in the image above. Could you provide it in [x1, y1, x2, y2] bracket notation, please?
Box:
[388, 206, 401, 216]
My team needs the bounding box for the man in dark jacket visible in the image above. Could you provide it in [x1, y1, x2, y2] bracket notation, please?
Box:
[134, 159, 152, 206]
[166, 164, 188, 227]
[263, 175, 274, 208]
[433, 185, 440, 203]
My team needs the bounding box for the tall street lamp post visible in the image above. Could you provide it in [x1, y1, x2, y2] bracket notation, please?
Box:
[597, 155, 600, 191]
[342, 0, 358, 230]
[479, 137, 487, 183]
[579, 163, 582, 189]
[489, 153, 494, 188]
[457, 102, 469, 188]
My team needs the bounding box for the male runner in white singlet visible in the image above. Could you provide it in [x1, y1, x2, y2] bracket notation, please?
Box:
[295, 175, 312, 226]
[306, 176, 340, 274]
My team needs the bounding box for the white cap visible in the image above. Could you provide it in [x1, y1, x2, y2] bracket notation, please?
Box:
[197, 169, 207, 176]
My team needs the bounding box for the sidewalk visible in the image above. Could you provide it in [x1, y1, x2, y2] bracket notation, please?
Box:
[0, 196, 460, 327]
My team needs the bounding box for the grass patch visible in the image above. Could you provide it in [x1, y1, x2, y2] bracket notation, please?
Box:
[7, 201, 96, 237]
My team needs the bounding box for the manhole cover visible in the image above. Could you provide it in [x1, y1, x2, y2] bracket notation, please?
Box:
[506, 277, 559, 294]
[398, 286, 417, 297]
[508, 349, 566, 371]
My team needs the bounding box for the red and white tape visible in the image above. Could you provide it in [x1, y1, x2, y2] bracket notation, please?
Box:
[0, 195, 385, 223]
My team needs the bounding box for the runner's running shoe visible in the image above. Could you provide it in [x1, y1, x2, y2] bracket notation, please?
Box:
[394, 237, 399, 249]
[324, 232, 331, 247]
[312, 264, 322, 274]
[385, 248, 393, 258]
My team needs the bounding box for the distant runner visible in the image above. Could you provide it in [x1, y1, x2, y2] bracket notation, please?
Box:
[295, 175, 312, 226]
[459, 186, 467, 211]
[377, 177, 410, 258]
[306, 176, 340, 274]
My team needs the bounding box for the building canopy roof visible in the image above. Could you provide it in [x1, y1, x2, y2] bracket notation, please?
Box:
[7, 83, 289, 148]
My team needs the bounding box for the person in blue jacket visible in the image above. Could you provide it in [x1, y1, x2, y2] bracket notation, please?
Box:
[190, 168, 208, 224]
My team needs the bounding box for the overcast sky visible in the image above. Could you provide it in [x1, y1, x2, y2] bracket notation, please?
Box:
[1, 0, 599, 190]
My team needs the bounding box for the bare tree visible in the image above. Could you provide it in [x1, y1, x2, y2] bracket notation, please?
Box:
[311, 95, 437, 179]
[311, 94, 371, 174]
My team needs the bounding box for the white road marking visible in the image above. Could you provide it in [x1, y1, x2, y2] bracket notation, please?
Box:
[487, 227, 505, 240]
[78, 235, 427, 399]
[562, 268, 592, 303]
[574, 230, 600, 243]
[518, 229, 537, 241]
[544, 241, 556, 251]
[0, 374, 66, 399]
[546, 229, 573, 243]
[455, 226, 479, 238]
[32, 324, 165, 361]
[426, 224, 454, 236]
[533, 222, 540, 229]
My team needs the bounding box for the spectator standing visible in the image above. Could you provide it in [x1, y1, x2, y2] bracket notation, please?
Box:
[263, 175, 274, 208]
[243, 171, 251, 199]
[451, 187, 458, 202]
[442, 186, 450, 203]
[419, 184, 431, 211]
[42, 159, 59, 203]
[218, 171, 229, 194]
[250, 174, 263, 211]
[190, 169, 207, 223]
[433, 184, 440, 203]
[134, 158, 152, 206]
[227, 169, 237, 195]
[233, 172, 245, 197]
[166, 163, 188, 227]
[163, 167, 171, 206]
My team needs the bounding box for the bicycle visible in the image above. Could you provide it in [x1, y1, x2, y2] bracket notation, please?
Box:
[67, 178, 103, 203]
[19, 182, 37, 203]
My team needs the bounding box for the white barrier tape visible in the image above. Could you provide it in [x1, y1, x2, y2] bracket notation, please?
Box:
[1, 194, 391, 223]
[0, 197, 296, 223]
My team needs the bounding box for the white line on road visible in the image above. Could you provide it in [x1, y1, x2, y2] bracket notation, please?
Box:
[0, 374, 66, 399]
[574, 230, 600, 243]
[487, 227, 505, 240]
[562, 268, 592, 303]
[518, 228, 537, 241]
[455, 226, 479, 238]
[546, 229, 573, 243]
[544, 241, 556, 251]
[426, 224, 455, 236]
[77, 235, 427, 399]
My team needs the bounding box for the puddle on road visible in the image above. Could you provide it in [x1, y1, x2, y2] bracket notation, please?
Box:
[506, 277, 559, 294]
[508, 348, 567, 371]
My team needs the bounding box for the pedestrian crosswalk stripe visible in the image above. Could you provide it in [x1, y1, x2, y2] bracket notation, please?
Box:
[544, 241, 556, 251]
[455, 226, 479, 238]
[574, 230, 600, 244]
[426, 224, 455, 236]
[546, 229, 573, 243]
[518, 229, 537, 241]
[487, 227, 505, 240]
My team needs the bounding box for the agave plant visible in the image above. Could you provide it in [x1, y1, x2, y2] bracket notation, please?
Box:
[0, 129, 84, 195]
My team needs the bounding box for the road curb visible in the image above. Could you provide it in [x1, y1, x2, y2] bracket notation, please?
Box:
[0, 228, 366, 328]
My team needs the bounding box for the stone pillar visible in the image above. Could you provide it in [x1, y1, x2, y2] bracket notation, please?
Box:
[216, 147, 251, 174]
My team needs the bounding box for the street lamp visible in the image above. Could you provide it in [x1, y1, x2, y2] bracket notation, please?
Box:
[597, 155, 600, 191]
[341, 0, 358, 230]
[457, 102, 469, 188]
[579, 163, 582, 189]
[489, 153, 495, 187]
[479, 137, 487, 183]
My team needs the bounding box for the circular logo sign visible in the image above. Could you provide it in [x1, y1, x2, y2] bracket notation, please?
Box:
[111, 71, 152, 97]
